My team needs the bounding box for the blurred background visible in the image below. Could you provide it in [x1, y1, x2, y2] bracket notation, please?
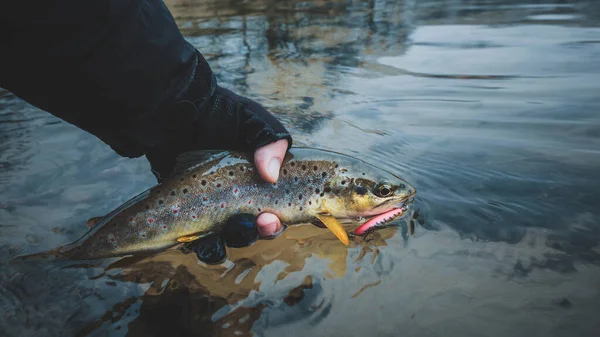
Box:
[1, 0, 599, 336]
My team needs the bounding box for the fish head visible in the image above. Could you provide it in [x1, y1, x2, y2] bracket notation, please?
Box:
[322, 163, 416, 219]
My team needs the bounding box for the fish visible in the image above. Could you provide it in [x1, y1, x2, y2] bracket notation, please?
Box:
[14, 147, 416, 264]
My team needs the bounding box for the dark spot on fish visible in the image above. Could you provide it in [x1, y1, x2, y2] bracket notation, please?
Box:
[173, 209, 178, 214]
[335, 164, 339, 168]
[258, 208, 261, 212]
[288, 202, 292, 207]
[290, 162, 295, 167]
[283, 169, 288, 175]
[324, 186, 332, 193]
[229, 171, 234, 176]
[294, 177, 299, 182]
[315, 188, 320, 194]
[299, 194, 303, 200]
[192, 215, 197, 219]
[341, 180, 346, 185]
[302, 165, 307, 170]
[322, 172, 327, 178]
[221, 203, 225, 208]
[158, 200, 163, 205]
[170, 191, 176, 196]
[356, 186, 368, 195]
[309, 201, 312, 205]
[203, 196, 208, 201]
[320, 193, 324, 197]
[148, 218, 154, 223]
[145, 205, 150, 210]
[217, 183, 222, 188]
[313, 165, 318, 171]
[299, 207, 303, 211]
[240, 166, 245, 171]
[286, 189, 290, 194]
[399, 183, 406, 189]
[201, 180, 207, 186]
[183, 188, 188, 194]
[248, 200, 252, 204]
[162, 225, 167, 229]
[362, 172, 366, 176]
[193, 174, 197, 178]
[110, 237, 115, 242]
[275, 200, 278, 205]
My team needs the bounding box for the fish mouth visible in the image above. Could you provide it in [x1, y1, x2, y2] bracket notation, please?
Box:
[353, 197, 415, 236]
[370, 192, 415, 215]
[340, 193, 414, 221]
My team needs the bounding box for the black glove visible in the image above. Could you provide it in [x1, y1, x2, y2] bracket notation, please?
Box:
[145, 53, 292, 181]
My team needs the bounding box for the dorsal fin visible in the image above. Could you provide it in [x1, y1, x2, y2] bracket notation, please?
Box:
[65, 186, 155, 247]
[171, 150, 231, 177]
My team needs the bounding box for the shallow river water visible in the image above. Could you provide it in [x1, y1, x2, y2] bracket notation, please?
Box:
[1, 0, 600, 336]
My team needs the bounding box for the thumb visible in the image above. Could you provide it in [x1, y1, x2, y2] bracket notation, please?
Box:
[253, 139, 289, 183]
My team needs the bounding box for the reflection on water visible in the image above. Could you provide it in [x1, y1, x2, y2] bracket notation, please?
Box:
[1, 0, 600, 336]
[70, 223, 405, 337]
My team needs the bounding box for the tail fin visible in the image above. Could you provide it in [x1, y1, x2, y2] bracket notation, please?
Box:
[11, 246, 68, 263]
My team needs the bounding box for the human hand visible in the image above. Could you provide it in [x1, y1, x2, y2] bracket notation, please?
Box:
[146, 76, 292, 242]
[252, 138, 289, 237]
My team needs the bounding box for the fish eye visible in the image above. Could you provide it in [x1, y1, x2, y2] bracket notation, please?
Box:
[355, 186, 368, 195]
[376, 184, 393, 197]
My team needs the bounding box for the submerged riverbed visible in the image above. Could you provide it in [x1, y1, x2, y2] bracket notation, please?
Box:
[1, 0, 599, 336]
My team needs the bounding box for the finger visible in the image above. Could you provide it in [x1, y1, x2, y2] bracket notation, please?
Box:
[256, 212, 283, 237]
[254, 139, 289, 184]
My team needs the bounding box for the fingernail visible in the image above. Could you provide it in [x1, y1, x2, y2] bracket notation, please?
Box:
[267, 158, 281, 181]
[258, 222, 278, 237]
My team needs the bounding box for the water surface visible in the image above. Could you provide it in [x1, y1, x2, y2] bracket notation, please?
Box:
[1, 0, 600, 336]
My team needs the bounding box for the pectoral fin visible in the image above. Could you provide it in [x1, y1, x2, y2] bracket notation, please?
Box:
[315, 214, 350, 246]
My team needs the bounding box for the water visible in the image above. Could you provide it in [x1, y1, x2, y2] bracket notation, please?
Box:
[1, 0, 600, 336]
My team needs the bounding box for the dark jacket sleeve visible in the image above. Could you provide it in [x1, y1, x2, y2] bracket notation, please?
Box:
[0, 0, 213, 158]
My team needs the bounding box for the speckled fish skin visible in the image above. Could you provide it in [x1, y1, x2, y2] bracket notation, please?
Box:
[18, 148, 416, 260]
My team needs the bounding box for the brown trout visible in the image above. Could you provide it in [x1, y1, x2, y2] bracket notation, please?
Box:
[16, 147, 416, 262]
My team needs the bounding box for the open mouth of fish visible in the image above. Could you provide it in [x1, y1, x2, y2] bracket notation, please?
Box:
[352, 197, 415, 236]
